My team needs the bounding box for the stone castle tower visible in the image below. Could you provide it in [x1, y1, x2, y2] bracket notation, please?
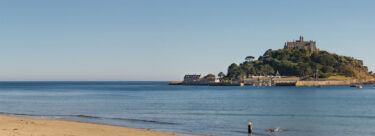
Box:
[284, 36, 317, 51]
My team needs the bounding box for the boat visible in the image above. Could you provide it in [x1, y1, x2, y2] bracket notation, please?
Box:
[350, 79, 363, 88]
[350, 84, 363, 88]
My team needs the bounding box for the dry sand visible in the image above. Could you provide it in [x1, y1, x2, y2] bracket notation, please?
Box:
[0, 115, 178, 136]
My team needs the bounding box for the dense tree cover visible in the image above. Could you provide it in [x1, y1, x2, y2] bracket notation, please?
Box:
[224, 49, 371, 80]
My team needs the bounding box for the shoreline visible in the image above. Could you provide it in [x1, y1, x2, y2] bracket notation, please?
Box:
[0, 115, 179, 136]
[170, 78, 375, 87]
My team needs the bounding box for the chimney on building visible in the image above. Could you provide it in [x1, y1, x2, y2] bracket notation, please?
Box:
[299, 36, 304, 42]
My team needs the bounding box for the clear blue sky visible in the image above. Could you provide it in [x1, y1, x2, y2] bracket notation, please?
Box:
[0, 0, 374, 81]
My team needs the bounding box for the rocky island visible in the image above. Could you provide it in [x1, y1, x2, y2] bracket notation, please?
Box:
[170, 36, 375, 86]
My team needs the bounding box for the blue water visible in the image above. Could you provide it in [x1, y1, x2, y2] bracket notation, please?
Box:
[0, 82, 375, 136]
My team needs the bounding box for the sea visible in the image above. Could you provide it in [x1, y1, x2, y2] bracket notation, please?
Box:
[0, 81, 375, 136]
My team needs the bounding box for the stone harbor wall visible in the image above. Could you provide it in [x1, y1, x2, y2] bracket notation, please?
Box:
[296, 79, 375, 86]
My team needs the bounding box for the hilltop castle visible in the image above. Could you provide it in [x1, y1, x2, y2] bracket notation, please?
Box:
[284, 36, 317, 51]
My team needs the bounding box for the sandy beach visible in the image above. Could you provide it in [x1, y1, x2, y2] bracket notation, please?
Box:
[0, 115, 178, 136]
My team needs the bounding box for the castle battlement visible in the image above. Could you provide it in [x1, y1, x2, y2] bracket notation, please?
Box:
[284, 36, 317, 51]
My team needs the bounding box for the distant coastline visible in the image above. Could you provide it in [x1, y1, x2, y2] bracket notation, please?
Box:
[171, 36, 375, 87]
[169, 78, 375, 87]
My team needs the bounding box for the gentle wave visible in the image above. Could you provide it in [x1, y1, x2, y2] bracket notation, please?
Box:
[0, 112, 39, 117]
[0, 112, 177, 125]
[3, 111, 375, 124]
[61, 115, 177, 125]
[180, 112, 375, 119]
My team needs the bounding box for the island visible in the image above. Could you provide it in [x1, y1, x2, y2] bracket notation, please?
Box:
[170, 36, 375, 86]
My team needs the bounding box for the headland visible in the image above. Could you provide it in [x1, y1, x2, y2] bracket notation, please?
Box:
[170, 36, 375, 86]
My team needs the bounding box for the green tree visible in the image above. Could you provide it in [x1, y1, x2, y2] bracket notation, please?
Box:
[261, 64, 275, 75]
[263, 49, 273, 58]
[218, 72, 225, 79]
[227, 63, 242, 79]
[298, 63, 313, 77]
[245, 56, 255, 62]
[240, 61, 254, 77]
[204, 73, 216, 79]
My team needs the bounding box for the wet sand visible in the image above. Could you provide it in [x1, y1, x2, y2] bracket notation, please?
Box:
[0, 115, 178, 136]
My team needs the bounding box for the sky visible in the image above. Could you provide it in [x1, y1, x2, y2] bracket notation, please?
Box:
[0, 0, 374, 81]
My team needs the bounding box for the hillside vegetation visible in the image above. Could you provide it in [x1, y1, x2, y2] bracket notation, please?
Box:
[225, 49, 373, 80]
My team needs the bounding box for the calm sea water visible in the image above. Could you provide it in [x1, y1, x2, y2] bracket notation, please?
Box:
[0, 81, 375, 136]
